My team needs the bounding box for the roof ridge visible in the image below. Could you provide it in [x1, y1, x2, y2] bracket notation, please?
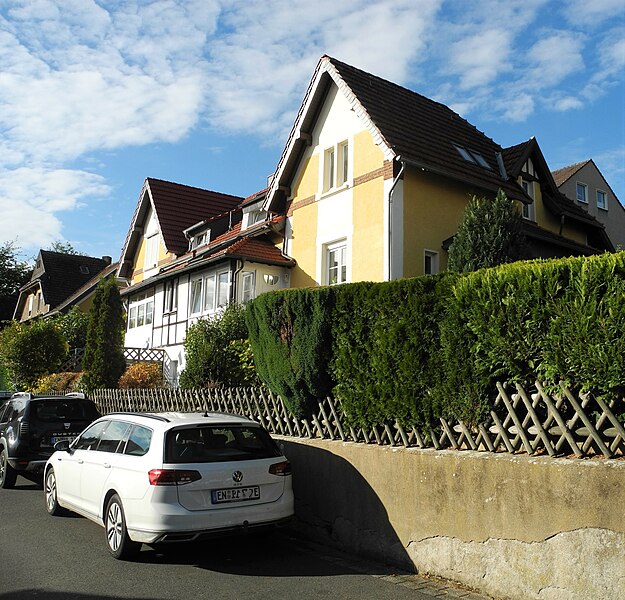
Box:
[146, 177, 244, 200]
[326, 55, 500, 147]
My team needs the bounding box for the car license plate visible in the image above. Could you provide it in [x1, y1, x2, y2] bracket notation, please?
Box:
[51, 435, 75, 446]
[211, 486, 260, 504]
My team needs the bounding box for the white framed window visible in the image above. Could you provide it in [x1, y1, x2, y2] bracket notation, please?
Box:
[189, 278, 203, 315]
[189, 270, 230, 316]
[424, 250, 439, 275]
[144, 234, 159, 270]
[322, 140, 349, 193]
[597, 189, 608, 210]
[128, 292, 155, 329]
[576, 182, 588, 203]
[191, 231, 209, 250]
[326, 240, 347, 285]
[521, 180, 535, 220]
[241, 272, 255, 303]
[164, 280, 178, 313]
[217, 271, 230, 308]
[203, 274, 216, 312]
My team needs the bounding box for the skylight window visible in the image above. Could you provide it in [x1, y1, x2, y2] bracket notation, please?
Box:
[454, 145, 492, 170]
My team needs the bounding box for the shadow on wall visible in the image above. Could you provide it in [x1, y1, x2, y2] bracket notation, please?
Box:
[281, 439, 413, 571]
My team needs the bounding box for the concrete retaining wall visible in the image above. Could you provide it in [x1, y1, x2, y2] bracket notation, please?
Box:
[280, 437, 625, 600]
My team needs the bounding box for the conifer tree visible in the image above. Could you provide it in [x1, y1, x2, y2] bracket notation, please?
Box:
[448, 189, 527, 273]
[82, 278, 126, 389]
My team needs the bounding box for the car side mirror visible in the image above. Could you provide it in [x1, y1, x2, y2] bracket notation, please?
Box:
[54, 440, 71, 452]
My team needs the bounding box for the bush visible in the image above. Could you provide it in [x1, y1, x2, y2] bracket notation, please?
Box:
[0, 319, 68, 390]
[331, 276, 450, 428]
[118, 363, 164, 389]
[246, 251, 625, 427]
[52, 306, 89, 350]
[180, 303, 257, 389]
[246, 287, 335, 417]
[34, 372, 84, 393]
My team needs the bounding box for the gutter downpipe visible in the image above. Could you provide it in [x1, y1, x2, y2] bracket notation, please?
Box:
[231, 259, 244, 304]
[388, 158, 405, 281]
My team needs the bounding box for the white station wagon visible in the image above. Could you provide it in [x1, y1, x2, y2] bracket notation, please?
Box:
[44, 411, 294, 560]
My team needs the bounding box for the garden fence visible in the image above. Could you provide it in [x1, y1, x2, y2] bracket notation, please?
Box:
[89, 382, 625, 459]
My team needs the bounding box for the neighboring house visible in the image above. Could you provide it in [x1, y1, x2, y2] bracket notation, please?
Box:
[264, 55, 612, 286]
[118, 179, 294, 383]
[14, 251, 114, 322]
[552, 159, 625, 250]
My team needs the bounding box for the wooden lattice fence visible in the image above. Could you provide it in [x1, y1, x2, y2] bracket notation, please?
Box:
[89, 382, 625, 459]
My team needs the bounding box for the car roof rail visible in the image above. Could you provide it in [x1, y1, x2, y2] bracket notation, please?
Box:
[64, 392, 86, 399]
[10, 392, 32, 399]
[106, 412, 171, 423]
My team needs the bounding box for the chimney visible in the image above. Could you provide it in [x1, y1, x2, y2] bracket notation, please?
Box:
[102, 256, 112, 266]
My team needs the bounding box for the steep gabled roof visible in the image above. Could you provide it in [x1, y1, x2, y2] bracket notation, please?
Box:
[15, 251, 112, 317]
[266, 55, 524, 212]
[118, 178, 243, 278]
[552, 160, 591, 187]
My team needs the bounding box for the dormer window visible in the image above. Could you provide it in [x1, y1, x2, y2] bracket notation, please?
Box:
[242, 198, 268, 230]
[190, 230, 210, 250]
[80, 265, 90, 275]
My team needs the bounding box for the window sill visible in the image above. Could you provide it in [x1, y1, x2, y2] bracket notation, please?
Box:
[319, 182, 350, 200]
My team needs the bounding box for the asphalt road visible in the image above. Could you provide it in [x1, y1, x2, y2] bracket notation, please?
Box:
[0, 476, 487, 600]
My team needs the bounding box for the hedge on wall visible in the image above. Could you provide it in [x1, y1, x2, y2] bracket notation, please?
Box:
[247, 251, 625, 427]
[245, 287, 335, 417]
[331, 275, 452, 428]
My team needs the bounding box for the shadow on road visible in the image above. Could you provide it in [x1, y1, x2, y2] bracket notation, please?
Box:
[0, 593, 156, 600]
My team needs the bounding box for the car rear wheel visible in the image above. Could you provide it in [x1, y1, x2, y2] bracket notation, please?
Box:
[45, 468, 64, 515]
[0, 448, 17, 489]
[105, 494, 141, 560]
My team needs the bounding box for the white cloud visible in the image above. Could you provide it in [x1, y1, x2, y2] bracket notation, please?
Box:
[0, 167, 110, 250]
[562, 0, 625, 25]
[553, 96, 584, 111]
[500, 93, 535, 122]
[526, 31, 585, 86]
[446, 28, 513, 89]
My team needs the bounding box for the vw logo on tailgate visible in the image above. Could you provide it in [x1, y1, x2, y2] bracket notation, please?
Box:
[232, 471, 243, 483]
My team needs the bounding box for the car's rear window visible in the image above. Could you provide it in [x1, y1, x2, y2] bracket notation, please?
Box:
[31, 400, 99, 423]
[165, 425, 281, 463]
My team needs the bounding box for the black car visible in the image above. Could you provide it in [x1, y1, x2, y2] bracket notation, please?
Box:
[0, 392, 100, 488]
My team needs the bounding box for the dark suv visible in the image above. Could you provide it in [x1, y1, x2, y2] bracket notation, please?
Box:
[0, 392, 100, 488]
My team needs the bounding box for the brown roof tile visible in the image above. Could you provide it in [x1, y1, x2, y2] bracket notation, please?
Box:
[147, 178, 243, 255]
[551, 160, 591, 187]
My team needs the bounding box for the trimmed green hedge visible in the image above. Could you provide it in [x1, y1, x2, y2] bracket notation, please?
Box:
[247, 252, 625, 426]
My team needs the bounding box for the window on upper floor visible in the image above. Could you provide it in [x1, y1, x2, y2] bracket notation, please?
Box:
[521, 180, 535, 221]
[454, 145, 492, 170]
[128, 292, 154, 329]
[576, 182, 588, 203]
[596, 190, 608, 210]
[144, 234, 160, 270]
[326, 240, 348, 285]
[189, 269, 230, 317]
[190, 230, 210, 250]
[241, 272, 255, 303]
[163, 279, 178, 313]
[322, 140, 349, 193]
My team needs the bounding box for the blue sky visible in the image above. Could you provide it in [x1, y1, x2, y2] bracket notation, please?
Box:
[1, 0, 624, 260]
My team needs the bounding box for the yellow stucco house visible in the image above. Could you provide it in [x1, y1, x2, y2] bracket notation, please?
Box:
[264, 56, 612, 287]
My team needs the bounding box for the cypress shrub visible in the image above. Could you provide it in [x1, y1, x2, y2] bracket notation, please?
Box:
[331, 276, 450, 428]
[246, 287, 335, 417]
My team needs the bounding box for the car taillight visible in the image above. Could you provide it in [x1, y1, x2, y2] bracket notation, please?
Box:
[148, 469, 201, 486]
[269, 460, 291, 476]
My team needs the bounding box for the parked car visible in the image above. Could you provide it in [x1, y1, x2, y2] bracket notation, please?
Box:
[44, 411, 294, 560]
[0, 392, 100, 489]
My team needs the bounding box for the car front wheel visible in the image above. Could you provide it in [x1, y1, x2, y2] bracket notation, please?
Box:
[0, 448, 17, 489]
[105, 494, 141, 560]
[45, 468, 64, 515]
